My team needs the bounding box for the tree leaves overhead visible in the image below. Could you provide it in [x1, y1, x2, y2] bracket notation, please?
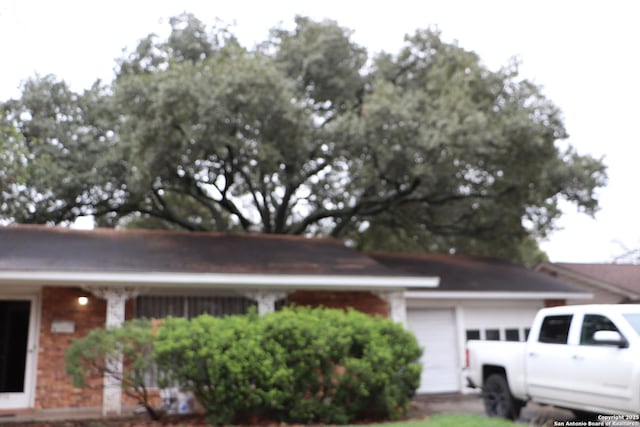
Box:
[270, 16, 367, 116]
[1, 76, 122, 224]
[0, 14, 606, 262]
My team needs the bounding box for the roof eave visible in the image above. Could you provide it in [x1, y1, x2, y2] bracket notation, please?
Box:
[405, 290, 593, 300]
[0, 270, 439, 291]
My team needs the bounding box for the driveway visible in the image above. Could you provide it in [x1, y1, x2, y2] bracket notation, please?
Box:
[411, 393, 576, 424]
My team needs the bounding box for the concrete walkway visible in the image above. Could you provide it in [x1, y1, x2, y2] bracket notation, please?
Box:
[0, 407, 137, 425]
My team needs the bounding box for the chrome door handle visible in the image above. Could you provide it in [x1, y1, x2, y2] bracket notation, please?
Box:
[572, 354, 583, 360]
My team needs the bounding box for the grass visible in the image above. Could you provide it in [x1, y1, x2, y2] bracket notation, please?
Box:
[366, 414, 517, 427]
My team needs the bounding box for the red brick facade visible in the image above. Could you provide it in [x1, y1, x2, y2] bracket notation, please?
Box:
[31, 287, 387, 410]
[35, 287, 134, 409]
[544, 299, 567, 308]
[36, 287, 106, 409]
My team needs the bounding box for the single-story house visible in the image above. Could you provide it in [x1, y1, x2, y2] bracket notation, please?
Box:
[536, 262, 640, 304]
[0, 225, 589, 415]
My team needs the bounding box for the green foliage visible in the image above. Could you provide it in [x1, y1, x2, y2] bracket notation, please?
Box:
[376, 414, 518, 427]
[154, 307, 422, 424]
[355, 219, 549, 267]
[154, 313, 289, 425]
[0, 15, 607, 262]
[65, 319, 160, 419]
[259, 307, 422, 423]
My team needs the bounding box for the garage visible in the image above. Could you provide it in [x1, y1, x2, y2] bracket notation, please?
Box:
[406, 302, 552, 393]
[369, 251, 592, 394]
[463, 305, 540, 342]
[407, 308, 460, 393]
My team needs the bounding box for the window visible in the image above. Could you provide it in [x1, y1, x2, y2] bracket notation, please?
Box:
[136, 295, 258, 389]
[466, 329, 480, 340]
[136, 295, 256, 319]
[505, 329, 520, 342]
[524, 328, 531, 340]
[580, 314, 620, 345]
[538, 315, 572, 344]
[485, 329, 500, 341]
[623, 314, 640, 337]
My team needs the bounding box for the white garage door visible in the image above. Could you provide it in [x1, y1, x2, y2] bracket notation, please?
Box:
[407, 308, 459, 393]
[464, 305, 540, 341]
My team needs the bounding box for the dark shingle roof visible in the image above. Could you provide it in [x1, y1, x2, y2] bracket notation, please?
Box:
[0, 225, 395, 276]
[369, 252, 585, 293]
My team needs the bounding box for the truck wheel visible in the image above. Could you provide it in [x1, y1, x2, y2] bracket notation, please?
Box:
[483, 374, 522, 420]
[572, 410, 598, 421]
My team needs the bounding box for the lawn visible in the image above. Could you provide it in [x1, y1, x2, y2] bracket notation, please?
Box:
[5, 413, 516, 427]
[369, 414, 517, 427]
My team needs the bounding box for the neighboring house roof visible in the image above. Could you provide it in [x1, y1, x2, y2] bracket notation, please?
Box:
[369, 252, 590, 300]
[537, 262, 640, 300]
[0, 225, 438, 290]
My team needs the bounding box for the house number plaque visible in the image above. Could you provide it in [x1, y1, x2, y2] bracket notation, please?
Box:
[51, 320, 76, 334]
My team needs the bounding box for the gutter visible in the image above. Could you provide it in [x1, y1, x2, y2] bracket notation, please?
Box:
[405, 290, 593, 300]
[0, 270, 440, 291]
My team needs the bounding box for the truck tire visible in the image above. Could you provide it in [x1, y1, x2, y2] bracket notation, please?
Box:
[483, 374, 523, 420]
[572, 410, 599, 421]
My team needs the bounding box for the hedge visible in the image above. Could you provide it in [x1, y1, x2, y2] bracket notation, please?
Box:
[155, 307, 422, 425]
[65, 307, 423, 425]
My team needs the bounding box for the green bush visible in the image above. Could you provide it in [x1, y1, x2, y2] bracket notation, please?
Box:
[263, 307, 422, 423]
[155, 307, 422, 424]
[154, 312, 290, 425]
[65, 319, 160, 419]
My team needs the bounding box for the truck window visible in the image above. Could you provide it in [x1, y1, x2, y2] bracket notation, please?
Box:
[538, 314, 572, 344]
[623, 314, 640, 336]
[580, 314, 619, 345]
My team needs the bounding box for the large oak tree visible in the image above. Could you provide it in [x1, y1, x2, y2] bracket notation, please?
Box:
[0, 14, 606, 263]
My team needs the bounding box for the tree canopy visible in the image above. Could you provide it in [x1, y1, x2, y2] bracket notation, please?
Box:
[0, 14, 606, 264]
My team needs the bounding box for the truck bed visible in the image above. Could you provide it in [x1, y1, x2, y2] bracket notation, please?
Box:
[466, 340, 527, 397]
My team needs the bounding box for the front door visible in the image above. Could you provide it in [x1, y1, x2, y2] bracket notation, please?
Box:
[0, 299, 34, 409]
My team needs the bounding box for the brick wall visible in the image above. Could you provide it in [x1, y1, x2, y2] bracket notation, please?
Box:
[35, 287, 134, 409]
[544, 299, 567, 308]
[33, 288, 387, 411]
[286, 290, 389, 317]
[36, 287, 106, 409]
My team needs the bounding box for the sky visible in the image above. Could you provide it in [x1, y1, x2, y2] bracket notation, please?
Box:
[1, 0, 638, 263]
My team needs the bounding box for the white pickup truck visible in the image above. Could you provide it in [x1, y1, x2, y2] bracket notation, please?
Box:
[465, 304, 640, 420]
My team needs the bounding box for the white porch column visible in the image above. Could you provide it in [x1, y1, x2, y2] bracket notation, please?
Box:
[375, 291, 407, 327]
[89, 287, 139, 416]
[244, 291, 288, 315]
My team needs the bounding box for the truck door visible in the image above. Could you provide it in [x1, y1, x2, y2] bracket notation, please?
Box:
[526, 314, 576, 403]
[569, 313, 634, 412]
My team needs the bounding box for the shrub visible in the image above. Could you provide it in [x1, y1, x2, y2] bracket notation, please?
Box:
[155, 307, 422, 424]
[154, 312, 290, 425]
[259, 307, 422, 423]
[65, 319, 160, 419]
[67, 308, 423, 425]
